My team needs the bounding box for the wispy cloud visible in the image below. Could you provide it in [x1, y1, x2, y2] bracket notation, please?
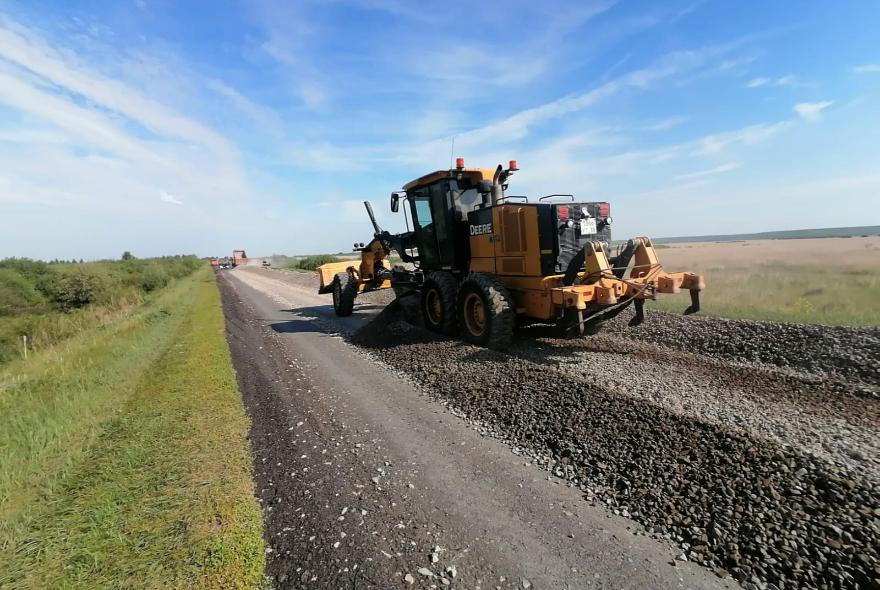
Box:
[671, 0, 706, 22]
[420, 46, 732, 152]
[852, 63, 880, 74]
[0, 20, 237, 162]
[402, 44, 548, 88]
[747, 74, 796, 88]
[205, 79, 281, 129]
[0, 69, 172, 168]
[692, 122, 790, 155]
[642, 116, 688, 131]
[793, 100, 833, 121]
[674, 161, 741, 181]
[0, 16, 250, 219]
[248, 1, 332, 110]
[160, 190, 183, 205]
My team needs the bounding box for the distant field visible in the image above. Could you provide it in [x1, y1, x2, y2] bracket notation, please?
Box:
[648, 236, 880, 326]
[653, 225, 880, 244]
[0, 268, 264, 588]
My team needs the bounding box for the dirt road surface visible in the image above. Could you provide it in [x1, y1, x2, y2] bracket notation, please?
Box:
[218, 266, 878, 590]
[219, 267, 734, 589]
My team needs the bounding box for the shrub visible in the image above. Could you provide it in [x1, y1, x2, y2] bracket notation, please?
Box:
[294, 255, 342, 271]
[0, 258, 51, 281]
[38, 269, 106, 311]
[140, 268, 170, 292]
[0, 269, 48, 315]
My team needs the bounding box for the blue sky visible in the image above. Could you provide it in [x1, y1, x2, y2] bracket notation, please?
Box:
[0, 0, 878, 260]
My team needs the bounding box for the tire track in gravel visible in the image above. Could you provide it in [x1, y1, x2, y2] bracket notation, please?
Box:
[515, 331, 876, 425]
[506, 332, 879, 476]
[352, 310, 880, 590]
[603, 308, 880, 386]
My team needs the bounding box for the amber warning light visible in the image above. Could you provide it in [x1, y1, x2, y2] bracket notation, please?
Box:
[455, 157, 465, 169]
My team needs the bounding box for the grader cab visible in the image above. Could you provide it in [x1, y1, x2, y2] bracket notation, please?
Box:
[316, 159, 704, 349]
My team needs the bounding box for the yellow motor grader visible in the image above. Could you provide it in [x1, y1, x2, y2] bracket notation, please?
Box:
[317, 159, 704, 349]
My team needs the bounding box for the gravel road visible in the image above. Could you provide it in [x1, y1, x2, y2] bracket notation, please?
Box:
[219, 267, 731, 590]
[220, 267, 879, 590]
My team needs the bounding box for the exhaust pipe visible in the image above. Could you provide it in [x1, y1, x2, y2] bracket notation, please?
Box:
[491, 165, 504, 206]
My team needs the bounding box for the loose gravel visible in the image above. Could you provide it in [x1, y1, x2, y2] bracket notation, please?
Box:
[352, 305, 880, 590]
[605, 307, 880, 387]
[508, 332, 879, 480]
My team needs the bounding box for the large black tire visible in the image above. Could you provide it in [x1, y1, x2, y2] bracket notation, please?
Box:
[456, 273, 514, 349]
[332, 272, 358, 316]
[420, 271, 458, 335]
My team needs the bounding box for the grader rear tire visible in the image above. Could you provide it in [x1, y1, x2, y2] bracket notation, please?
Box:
[457, 273, 514, 349]
[332, 272, 358, 316]
[421, 271, 458, 335]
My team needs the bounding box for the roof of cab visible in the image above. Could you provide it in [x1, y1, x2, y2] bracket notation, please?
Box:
[402, 167, 497, 191]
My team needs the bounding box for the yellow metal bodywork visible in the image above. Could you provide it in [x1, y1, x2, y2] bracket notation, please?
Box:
[468, 204, 704, 322]
[316, 239, 392, 294]
[402, 168, 496, 191]
[318, 171, 703, 326]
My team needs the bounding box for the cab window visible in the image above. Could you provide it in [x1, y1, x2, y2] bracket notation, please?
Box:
[414, 196, 433, 228]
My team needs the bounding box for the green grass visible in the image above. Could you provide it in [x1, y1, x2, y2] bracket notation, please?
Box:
[650, 261, 880, 326]
[0, 256, 203, 364]
[284, 254, 342, 272]
[0, 268, 265, 589]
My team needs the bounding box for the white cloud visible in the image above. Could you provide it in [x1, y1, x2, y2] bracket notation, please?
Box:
[249, 2, 330, 110]
[852, 64, 880, 74]
[0, 70, 173, 168]
[0, 21, 238, 163]
[160, 190, 184, 205]
[298, 81, 327, 109]
[283, 142, 370, 172]
[793, 100, 832, 122]
[671, 0, 705, 22]
[0, 16, 253, 223]
[747, 75, 796, 88]
[693, 122, 790, 155]
[205, 79, 281, 129]
[399, 47, 723, 158]
[642, 116, 688, 131]
[674, 162, 741, 181]
[403, 44, 547, 89]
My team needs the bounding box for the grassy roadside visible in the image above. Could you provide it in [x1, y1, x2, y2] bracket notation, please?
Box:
[649, 260, 880, 326]
[0, 268, 265, 588]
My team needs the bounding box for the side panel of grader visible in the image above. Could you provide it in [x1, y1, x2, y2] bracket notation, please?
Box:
[466, 204, 704, 328]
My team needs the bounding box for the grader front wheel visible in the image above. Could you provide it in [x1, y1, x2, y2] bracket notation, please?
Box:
[332, 272, 358, 316]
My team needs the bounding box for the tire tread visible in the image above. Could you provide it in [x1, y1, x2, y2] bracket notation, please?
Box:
[457, 273, 514, 349]
[333, 272, 358, 316]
